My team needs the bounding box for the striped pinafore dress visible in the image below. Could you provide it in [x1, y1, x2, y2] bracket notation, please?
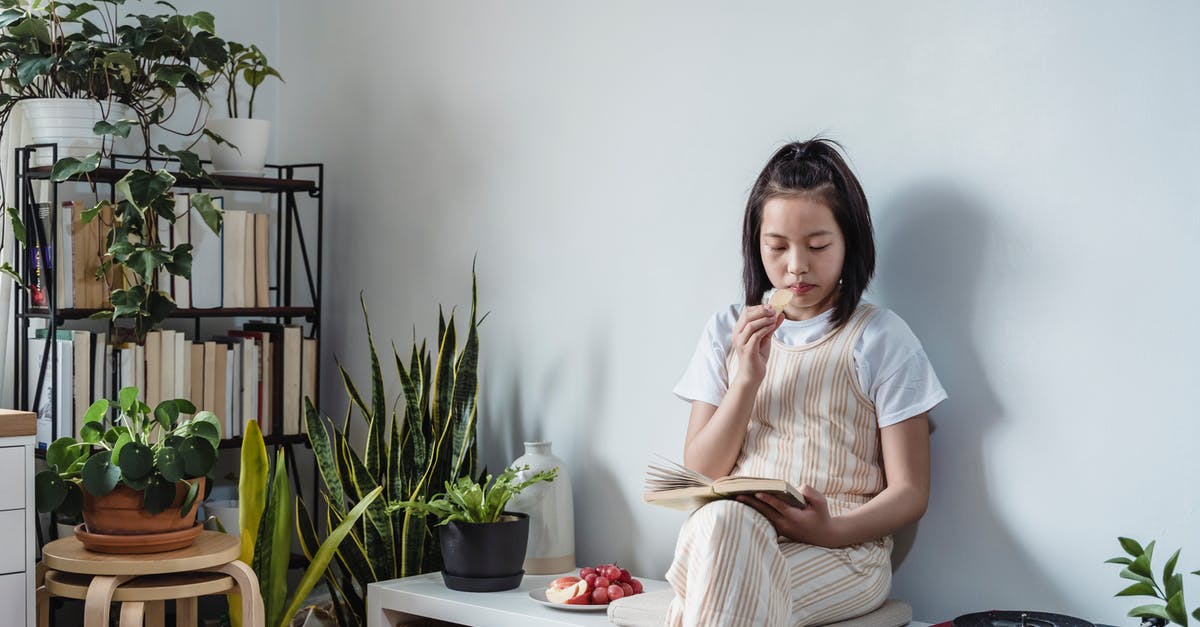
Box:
[665, 304, 892, 627]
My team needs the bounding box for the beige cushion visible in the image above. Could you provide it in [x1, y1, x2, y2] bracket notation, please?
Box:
[606, 587, 912, 627]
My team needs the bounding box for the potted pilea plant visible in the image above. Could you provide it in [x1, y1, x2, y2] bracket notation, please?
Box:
[1106, 537, 1200, 626]
[34, 386, 221, 552]
[390, 465, 558, 592]
[204, 40, 283, 175]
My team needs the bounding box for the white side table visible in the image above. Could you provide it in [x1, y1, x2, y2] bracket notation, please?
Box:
[367, 570, 670, 627]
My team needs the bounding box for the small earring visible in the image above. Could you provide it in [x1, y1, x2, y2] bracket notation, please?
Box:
[838, 278, 844, 286]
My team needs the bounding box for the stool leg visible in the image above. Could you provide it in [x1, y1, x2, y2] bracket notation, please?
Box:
[145, 600, 165, 627]
[206, 562, 264, 627]
[175, 597, 197, 627]
[35, 584, 48, 627]
[119, 601, 145, 627]
[83, 575, 134, 627]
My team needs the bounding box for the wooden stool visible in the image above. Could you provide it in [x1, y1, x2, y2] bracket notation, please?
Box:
[38, 531, 264, 627]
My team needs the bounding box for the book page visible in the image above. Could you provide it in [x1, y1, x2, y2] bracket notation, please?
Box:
[643, 454, 716, 492]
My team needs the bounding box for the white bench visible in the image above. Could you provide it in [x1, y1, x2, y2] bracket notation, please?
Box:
[367, 570, 927, 627]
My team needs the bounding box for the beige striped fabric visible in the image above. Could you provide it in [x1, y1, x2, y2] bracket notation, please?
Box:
[666, 304, 893, 626]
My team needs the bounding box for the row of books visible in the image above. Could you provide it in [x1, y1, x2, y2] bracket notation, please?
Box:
[29, 321, 316, 450]
[35, 195, 272, 310]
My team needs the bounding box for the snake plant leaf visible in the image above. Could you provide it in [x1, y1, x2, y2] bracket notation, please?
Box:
[337, 361, 369, 424]
[359, 294, 386, 481]
[34, 470, 67, 513]
[116, 441, 153, 481]
[388, 398, 403, 505]
[142, 478, 176, 515]
[322, 491, 375, 588]
[430, 315, 455, 441]
[230, 421, 268, 627]
[156, 448, 184, 483]
[280, 486, 383, 627]
[177, 436, 215, 477]
[179, 479, 200, 517]
[304, 398, 344, 508]
[264, 451, 291, 627]
[81, 451, 120, 496]
[294, 497, 356, 626]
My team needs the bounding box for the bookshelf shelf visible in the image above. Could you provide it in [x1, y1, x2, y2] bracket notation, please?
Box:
[20, 163, 319, 194]
[19, 306, 319, 321]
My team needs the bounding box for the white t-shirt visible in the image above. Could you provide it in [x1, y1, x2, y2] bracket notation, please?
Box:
[673, 302, 947, 428]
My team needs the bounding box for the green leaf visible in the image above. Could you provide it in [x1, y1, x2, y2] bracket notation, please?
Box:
[79, 421, 105, 444]
[5, 207, 25, 245]
[110, 286, 147, 318]
[1107, 557, 1134, 565]
[1130, 553, 1154, 578]
[110, 432, 132, 467]
[81, 451, 121, 496]
[156, 448, 184, 483]
[155, 400, 180, 429]
[1117, 582, 1158, 597]
[1165, 548, 1181, 584]
[179, 479, 200, 518]
[304, 399, 345, 507]
[46, 437, 85, 473]
[163, 243, 193, 278]
[238, 420, 268, 565]
[51, 153, 101, 182]
[83, 399, 109, 426]
[16, 55, 54, 87]
[35, 470, 68, 513]
[116, 169, 176, 211]
[1121, 568, 1157, 587]
[175, 399, 198, 414]
[177, 437, 216, 477]
[143, 479, 176, 515]
[188, 421, 220, 450]
[124, 245, 172, 285]
[119, 387, 139, 413]
[116, 442, 153, 481]
[59, 483, 84, 518]
[1166, 573, 1183, 602]
[190, 194, 222, 235]
[1165, 592, 1187, 626]
[262, 451, 292, 627]
[1121, 537, 1146, 558]
[156, 145, 203, 179]
[0, 262, 22, 287]
[1129, 605, 1172, 620]
[280, 486, 384, 627]
[94, 119, 133, 139]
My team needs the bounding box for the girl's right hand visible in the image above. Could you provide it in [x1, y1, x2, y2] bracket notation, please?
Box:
[731, 304, 784, 389]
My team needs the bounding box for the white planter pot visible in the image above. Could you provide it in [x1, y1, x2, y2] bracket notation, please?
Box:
[206, 118, 271, 176]
[203, 499, 240, 538]
[21, 98, 135, 166]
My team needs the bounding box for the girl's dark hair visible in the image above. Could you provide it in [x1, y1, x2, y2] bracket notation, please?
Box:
[741, 138, 875, 329]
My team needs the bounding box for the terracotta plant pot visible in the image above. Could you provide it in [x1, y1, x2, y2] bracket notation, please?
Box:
[82, 477, 205, 536]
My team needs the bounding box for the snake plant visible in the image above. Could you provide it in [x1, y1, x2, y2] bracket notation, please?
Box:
[297, 272, 483, 626]
[229, 419, 382, 627]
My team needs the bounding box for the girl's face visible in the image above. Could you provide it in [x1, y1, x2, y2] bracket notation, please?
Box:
[759, 195, 846, 321]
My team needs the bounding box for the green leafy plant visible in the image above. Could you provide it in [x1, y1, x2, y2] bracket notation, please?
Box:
[298, 272, 483, 626]
[207, 40, 282, 119]
[389, 465, 557, 525]
[229, 420, 382, 627]
[1107, 537, 1200, 626]
[34, 386, 221, 518]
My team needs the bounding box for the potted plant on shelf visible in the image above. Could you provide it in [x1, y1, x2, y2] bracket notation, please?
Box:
[1106, 536, 1200, 626]
[390, 465, 557, 592]
[34, 385, 221, 552]
[203, 40, 282, 175]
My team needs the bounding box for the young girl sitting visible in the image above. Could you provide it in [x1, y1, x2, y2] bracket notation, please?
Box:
[667, 138, 947, 626]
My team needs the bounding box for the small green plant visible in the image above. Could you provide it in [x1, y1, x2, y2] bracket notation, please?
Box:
[389, 465, 557, 525]
[1107, 537, 1200, 626]
[207, 40, 283, 119]
[34, 386, 221, 518]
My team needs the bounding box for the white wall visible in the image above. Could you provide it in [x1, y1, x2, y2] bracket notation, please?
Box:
[263, 1, 1200, 621]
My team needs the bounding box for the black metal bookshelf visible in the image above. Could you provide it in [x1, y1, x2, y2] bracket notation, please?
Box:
[10, 143, 325, 502]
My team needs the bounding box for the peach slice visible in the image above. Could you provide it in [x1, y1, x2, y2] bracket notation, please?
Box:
[768, 289, 794, 313]
[546, 579, 588, 604]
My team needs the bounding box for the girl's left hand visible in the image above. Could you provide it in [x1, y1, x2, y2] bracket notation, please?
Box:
[737, 485, 840, 547]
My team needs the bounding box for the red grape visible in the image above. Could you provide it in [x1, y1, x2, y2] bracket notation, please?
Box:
[579, 567, 597, 579]
[603, 565, 622, 580]
[620, 582, 633, 597]
[584, 574, 598, 589]
[594, 576, 610, 589]
[592, 586, 609, 604]
[630, 578, 644, 594]
[619, 568, 632, 583]
[607, 584, 625, 600]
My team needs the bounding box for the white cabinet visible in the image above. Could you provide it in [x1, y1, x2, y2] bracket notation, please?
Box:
[0, 433, 34, 627]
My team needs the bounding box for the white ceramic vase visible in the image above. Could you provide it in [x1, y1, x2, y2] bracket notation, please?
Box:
[21, 98, 135, 166]
[206, 117, 271, 175]
[508, 441, 575, 574]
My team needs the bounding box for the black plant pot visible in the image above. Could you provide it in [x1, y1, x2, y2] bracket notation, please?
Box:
[439, 511, 530, 592]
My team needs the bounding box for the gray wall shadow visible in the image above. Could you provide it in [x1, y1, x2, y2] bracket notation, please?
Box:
[873, 182, 1067, 615]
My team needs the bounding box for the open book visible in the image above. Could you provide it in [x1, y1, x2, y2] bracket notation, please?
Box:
[642, 456, 807, 512]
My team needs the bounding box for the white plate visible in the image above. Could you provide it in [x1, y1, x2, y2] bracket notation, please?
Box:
[528, 589, 607, 612]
